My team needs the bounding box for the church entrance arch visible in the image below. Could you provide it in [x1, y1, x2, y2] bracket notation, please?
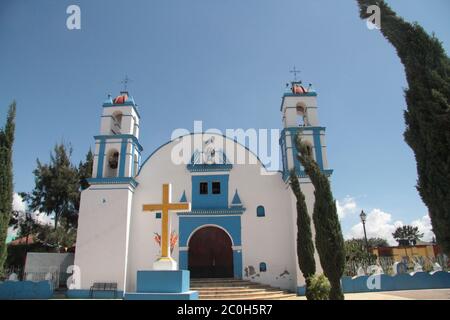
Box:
[188, 226, 234, 278]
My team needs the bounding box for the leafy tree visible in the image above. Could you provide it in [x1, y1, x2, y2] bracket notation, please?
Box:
[344, 238, 378, 275]
[69, 149, 94, 228]
[78, 149, 93, 191]
[34, 220, 77, 251]
[294, 134, 345, 300]
[0, 101, 16, 276]
[356, 0, 450, 254]
[368, 237, 389, 248]
[392, 225, 424, 246]
[24, 144, 80, 230]
[289, 169, 316, 300]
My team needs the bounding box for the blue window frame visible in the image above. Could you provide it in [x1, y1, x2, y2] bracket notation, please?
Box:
[256, 205, 265, 217]
[260, 262, 267, 272]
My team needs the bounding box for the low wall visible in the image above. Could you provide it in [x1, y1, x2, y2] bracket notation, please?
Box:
[297, 271, 450, 296]
[0, 280, 54, 299]
[341, 271, 450, 293]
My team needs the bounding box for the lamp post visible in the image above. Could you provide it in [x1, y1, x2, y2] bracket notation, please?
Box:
[360, 210, 370, 254]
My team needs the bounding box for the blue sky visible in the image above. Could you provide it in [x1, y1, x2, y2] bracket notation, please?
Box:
[1, 0, 449, 243]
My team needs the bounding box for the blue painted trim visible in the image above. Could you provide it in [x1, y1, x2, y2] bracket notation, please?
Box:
[0, 281, 54, 300]
[87, 177, 139, 188]
[96, 138, 106, 178]
[233, 250, 243, 278]
[280, 92, 318, 111]
[179, 191, 187, 202]
[94, 134, 143, 152]
[119, 138, 127, 177]
[313, 130, 324, 170]
[66, 289, 124, 299]
[102, 99, 141, 119]
[136, 270, 190, 293]
[178, 208, 245, 216]
[178, 216, 243, 278]
[179, 216, 241, 247]
[296, 272, 450, 296]
[187, 163, 233, 172]
[283, 169, 333, 181]
[131, 144, 135, 177]
[89, 187, 135, 192]
[341, 272, 450, 294]
[231, 189, 242, 206]
[280, 127, 332, 180]
[124, 291, 198, 300]
[192, 175, 229, 209]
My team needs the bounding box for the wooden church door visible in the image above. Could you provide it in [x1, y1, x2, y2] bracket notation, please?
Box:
[188, 226, 234, 278]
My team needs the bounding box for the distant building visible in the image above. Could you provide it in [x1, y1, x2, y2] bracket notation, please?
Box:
[371, 241, 442, 261]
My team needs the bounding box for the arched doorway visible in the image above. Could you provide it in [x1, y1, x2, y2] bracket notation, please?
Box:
[188, 226, 234, 278]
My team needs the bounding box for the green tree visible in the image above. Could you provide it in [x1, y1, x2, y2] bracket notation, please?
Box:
[289, 169, 316, 300]
[24, 144, 80, 231]
[0, 102, 16, 276]
[367, 237, 389, 248]
[344, 238, 379, 275]
[78, 149, 93, 191]
[392, 225, 424, 246]
[294, 134, 345, 300]
[34, 221, 77, 251]
[356, 0, 450, 254]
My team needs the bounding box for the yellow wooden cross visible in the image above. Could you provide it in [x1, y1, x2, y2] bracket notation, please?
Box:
[143, 184, 191, 261]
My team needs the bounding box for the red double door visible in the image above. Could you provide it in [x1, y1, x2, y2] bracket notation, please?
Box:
[188, 227, 234, 278]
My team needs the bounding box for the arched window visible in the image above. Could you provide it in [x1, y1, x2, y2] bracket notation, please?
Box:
[302, 141, 314, 159]
[111, 111, 123, 134]
[296, 103, 308, 127]
[105, 149, 119, 177]
[256, 205, 265, 217]
[259, 262, 267, 272]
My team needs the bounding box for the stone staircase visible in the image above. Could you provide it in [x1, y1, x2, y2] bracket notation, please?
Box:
[190, 278, 298, 300]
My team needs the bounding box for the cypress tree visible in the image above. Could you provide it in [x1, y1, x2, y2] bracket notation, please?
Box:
[294, 134, 345, 300]
[356, 0, 450, 254]
[0, 102, 16, 275]
[289, 169, 316, 300]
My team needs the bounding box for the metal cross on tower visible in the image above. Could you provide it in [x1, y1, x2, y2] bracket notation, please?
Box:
[289, 66, 301, 82]
[120, 75, 133, 91]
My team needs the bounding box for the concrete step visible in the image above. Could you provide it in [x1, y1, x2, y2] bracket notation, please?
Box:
[190, 278, 297, 300]
[191, 284, 273, 289]
[201, 293, 298, 300]
[193, 288, 274, 294]
[199, 290, 286, 299]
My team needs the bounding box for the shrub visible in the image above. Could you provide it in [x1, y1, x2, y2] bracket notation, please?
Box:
[307, 274, 331, 300]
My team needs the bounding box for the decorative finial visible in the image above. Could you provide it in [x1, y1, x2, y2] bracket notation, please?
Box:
[120, 75, 133, 91]
[289, 66, 301, 82]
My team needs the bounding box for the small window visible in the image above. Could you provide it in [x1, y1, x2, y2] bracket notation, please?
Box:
[260, 262, 267, 272]
[199, 182, 208, 195]
[257, 205, 265, 217]
[156, 212, 161, 219]
[212, 182, 221, 194]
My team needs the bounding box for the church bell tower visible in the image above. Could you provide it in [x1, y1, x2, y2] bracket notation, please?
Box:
[280, 80, 332, 180]
[72, 91, 143, 296]
[91, 91, 142, 180]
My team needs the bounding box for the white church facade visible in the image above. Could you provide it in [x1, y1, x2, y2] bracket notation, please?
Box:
[70, 81, 333, 298]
